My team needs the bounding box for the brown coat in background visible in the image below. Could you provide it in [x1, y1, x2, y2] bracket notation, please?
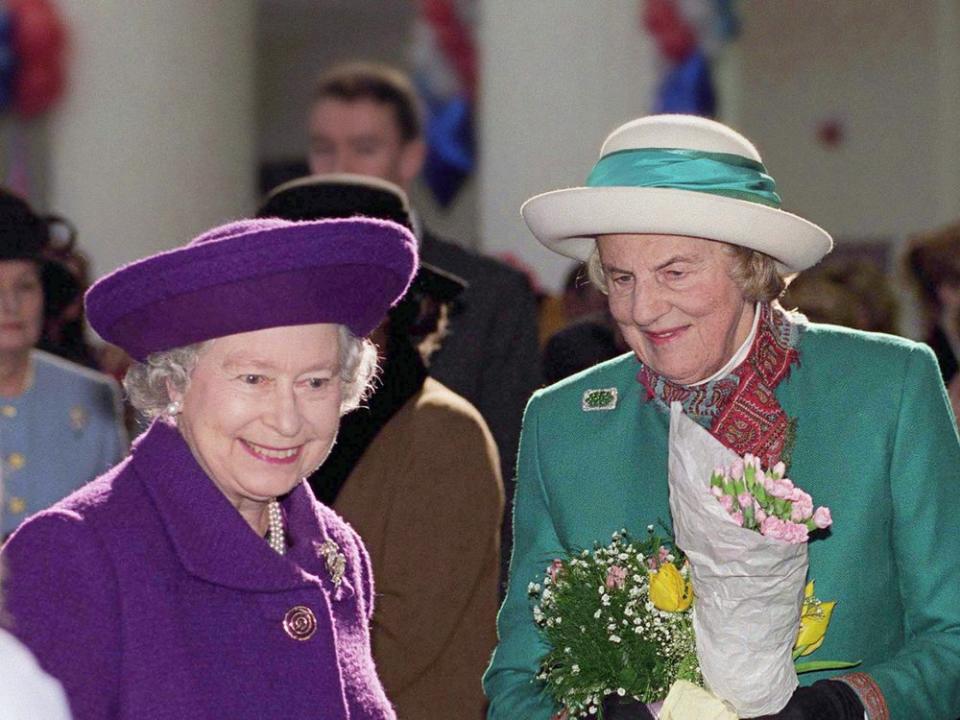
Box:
[334, 377, 504, 720]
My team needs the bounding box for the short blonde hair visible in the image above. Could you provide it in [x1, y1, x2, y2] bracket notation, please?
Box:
[586, 239, 787, 303]
[123, 325, 378, 419]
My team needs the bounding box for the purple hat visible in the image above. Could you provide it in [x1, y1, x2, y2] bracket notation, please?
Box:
[85, 217, 417, 360]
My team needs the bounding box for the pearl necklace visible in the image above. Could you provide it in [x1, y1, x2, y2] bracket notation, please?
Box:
[266, 498, 286, 556]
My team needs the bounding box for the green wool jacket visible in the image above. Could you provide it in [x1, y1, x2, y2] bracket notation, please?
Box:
[483, 322, 960, 720]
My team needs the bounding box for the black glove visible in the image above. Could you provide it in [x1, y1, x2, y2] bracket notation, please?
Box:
[600, 694, 656, 720]
[749, 680, 864, 720]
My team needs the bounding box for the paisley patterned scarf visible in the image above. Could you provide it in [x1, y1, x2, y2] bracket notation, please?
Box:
[639, 303, 802, 468]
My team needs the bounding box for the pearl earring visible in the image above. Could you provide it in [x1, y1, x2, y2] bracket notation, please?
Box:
[165, 400, 182, 416]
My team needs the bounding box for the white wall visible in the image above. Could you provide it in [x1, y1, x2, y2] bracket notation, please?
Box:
[479, 0, 659, 292]
[734, 1, 945, 240]
[47, 1, 258, 280]
[728, 0, 960, 336]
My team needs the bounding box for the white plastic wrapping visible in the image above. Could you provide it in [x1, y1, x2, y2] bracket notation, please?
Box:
[667, 403, 806, 717]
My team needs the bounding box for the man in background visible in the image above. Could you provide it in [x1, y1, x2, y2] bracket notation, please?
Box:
[307, 62, 541, 585]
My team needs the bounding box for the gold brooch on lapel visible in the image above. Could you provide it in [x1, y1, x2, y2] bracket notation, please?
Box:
[582, 388, 618, 412]
[313, 539, 346, 589]
[69, 406, 88, 431]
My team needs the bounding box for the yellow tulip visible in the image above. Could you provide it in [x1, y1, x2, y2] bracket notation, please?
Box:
[649, 564, 693, 612]
[794, 580, 836, 657]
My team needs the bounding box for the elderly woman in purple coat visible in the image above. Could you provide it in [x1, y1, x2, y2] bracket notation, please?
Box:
[0, 217, 417, 719]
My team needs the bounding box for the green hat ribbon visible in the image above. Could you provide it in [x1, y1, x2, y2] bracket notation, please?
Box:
[586, 147, 782, 209]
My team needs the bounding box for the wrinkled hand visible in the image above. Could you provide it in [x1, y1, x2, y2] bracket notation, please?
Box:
[748, 680, 863, 720]
[601, 694, 656, 720]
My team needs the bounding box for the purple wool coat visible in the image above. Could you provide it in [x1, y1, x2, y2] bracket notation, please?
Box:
[0, 420, 395, 720]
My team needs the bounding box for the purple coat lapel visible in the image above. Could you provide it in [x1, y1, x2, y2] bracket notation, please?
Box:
[135, 421, 353, 599]
[1, 420, 392, 720]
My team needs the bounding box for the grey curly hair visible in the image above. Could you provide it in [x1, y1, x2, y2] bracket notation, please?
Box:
[123, 325, 378, 419]
[586, 240, 788, 303]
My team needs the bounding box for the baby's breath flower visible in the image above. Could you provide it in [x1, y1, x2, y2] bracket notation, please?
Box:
[530, 530, 699, 710]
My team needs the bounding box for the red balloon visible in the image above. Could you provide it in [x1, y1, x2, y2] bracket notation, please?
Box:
[10, 0, 67, 117]
[643, 0, 696, 63]
[12, 0, 64, 57]
[15, 63, 62, 117]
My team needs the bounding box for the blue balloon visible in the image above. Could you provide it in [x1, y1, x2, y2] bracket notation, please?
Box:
[0, 9, 16, 113]
[416, 81, 475, 207]
[655, 49, 716, 118]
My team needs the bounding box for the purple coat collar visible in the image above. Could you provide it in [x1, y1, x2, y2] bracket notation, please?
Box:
[131, 420, 353, 599]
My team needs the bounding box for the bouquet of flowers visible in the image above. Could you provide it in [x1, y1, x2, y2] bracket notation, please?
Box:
[529, 528, 700, 719]
[668, 402, 817, 716]
[708, 448, 858, 678]
[709, 454, 832, 542]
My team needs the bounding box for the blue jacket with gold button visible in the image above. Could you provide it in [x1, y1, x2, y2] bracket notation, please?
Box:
[1, 350, 126, 536]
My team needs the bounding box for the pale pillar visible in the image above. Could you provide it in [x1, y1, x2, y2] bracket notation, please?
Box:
[47, 1, 257, 279]
[479, 0, 658, 291]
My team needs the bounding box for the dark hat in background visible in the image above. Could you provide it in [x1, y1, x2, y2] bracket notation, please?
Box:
[85, 217, 418, 361]
[258, 173, 466, 303]
[0, 187, 80, 317]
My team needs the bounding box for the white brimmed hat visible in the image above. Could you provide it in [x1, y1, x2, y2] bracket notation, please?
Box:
[521, 114, 832, 273]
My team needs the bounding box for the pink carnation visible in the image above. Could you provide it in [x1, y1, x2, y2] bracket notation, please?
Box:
[788, 487, 810, 503]
[753, 500, 767, 524]
[730, 510, 744, 527]
[791, 492, 814, 522]
[659, 546, 670, 563]
[760, 515, 809, 544]
[718, 494, 734, 512]
[646, 545, 670, 570]
[548, 559, 564, 582]
[605, 565, 628, 590]
[791, 502, 813, 522]
[813, 506, 833, 529]
[759, 515, 780, 536]
[730, 458, 745, 479]
[789, 522, 810, 543]
[768, 477, 796, 499]
[737, 492, 753, 509]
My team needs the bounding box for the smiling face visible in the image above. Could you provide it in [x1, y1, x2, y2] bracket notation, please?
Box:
[171, 323, 343, 531]
[307, 97, 425, 189]
[0, 260, 44, 357]
[598, 234, 754, 385]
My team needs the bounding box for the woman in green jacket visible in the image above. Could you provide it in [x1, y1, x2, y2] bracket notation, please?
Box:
[483, 115, 960, 720]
